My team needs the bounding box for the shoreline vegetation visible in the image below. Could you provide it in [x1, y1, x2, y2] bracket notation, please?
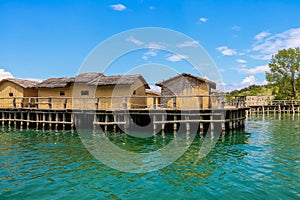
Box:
[227, 47, 300, 101]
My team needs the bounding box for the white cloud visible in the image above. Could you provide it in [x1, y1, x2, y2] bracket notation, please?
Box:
[0, 69, 13, 80]
[241, 75, 256, 85]
[142, 49, 158, 60]
[199, 17, 208, 23]
[176, 40, 199, 48]
[254, 31, 270, 41]
[238, 65, 269, 74]
[166, 54, 188, 62]
[252, 27, 300, 60]
[110, 4, 126, 11]
[126, 36, 144, 45]
[147, 42, 164, 49]
[236, 59, 247, 64]
[216, 46, 237, 56]
[232, 26, 240, 31]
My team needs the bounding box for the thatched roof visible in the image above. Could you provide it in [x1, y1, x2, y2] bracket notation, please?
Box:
[88, 74, 150, 89]
[156, 73, 216, 89]
[37, 77, 74, 88]
[0, 78, 39, 88]
[35, 73, 150, 89]
[75, 72, 104, 83]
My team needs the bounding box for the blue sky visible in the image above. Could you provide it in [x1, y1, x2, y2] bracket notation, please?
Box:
[1, 0, 300, 91]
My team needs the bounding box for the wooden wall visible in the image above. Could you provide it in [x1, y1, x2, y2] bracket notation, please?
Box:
[160, 76, 210, 109]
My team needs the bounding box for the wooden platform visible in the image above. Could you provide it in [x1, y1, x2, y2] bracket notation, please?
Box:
[0, 107, 248, 134]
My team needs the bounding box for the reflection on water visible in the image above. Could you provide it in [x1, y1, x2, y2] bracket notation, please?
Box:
[0, 115, 299, 199]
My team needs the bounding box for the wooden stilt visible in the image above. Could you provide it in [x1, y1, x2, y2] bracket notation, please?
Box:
[153, 114, 157, 134]
[185, 115, 190, 132]
[173, 115, 177, 132]
[62, 113, 66, 131]
[27, 112, 30, 129]
[104, 114, 108, 132]
[20, 112, 23, 130]
[8, 112, 11, 128]
[36, 113, 39, 130]
[161, 114, 165, 132]
[42, 113, 46, 130]
[14, 112, 17, 129]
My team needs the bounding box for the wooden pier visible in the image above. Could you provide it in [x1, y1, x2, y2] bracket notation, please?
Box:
[0, 96, 248, 134]
[246, 100, 300, 115]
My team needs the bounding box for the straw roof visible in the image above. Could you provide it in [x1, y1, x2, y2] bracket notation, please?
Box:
[88, 74, 150, 89]
[37, 77, 74, 88]
[156, 73, 216, 89]
[0, 78, 39, 88]
[75, 72, 104, 83]
[36, 73, 150, 89]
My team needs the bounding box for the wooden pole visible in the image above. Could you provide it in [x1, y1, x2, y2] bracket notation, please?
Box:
[14, 112, 17, 129]
[185, 115, 190, 132]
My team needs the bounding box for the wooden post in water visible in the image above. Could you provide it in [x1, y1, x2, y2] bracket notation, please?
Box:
[62, 113, 66, 131]
[113, 114, 117, 133]
[55, 112, 59, 131]
[123, 97, 130, 132]
[71, 114, 75, 132]
[20, 112, 23, 130]
[93, 113, 97, 132]
[232, 111, 236, 129]
[8, 112, 11, 128]
[185, 115, 190, 132]
[173, 114, 177, 133]
[49, 113, 53, 130]
[104, 114, 108, 132]
[14, 112, 17, 129]
[1, 112, 4, 127]
[210, 114, 214, 133]
[221, 111, 226, 133]
[26, 112, 30, 129]
[161, 114, 165, 133]
[36, 113, 39, 130]
[42, 113, 46, 130]
[153, 114, 157, 134]
[199, 114, 204, 134]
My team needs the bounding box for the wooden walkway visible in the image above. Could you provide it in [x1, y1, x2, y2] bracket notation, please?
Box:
[246, 100, 300, 115]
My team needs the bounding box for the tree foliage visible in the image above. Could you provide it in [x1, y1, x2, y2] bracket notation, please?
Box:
[226, 84, 275, 100]
[266, 47, 300, 99]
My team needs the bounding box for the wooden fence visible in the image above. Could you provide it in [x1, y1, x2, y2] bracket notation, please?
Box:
[0, 96, 247, 110]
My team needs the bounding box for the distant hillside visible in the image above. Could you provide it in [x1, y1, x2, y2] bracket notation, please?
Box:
[226, 84, 277, 99]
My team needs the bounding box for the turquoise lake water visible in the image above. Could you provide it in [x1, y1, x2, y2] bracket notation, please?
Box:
[0, 114, 299, 200]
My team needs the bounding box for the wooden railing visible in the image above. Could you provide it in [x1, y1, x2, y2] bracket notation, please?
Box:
[0, 95, 246, 110]
[246, 99, 300, 106]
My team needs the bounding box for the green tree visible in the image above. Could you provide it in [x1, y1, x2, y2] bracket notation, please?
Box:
[266, 48, 300, 100]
